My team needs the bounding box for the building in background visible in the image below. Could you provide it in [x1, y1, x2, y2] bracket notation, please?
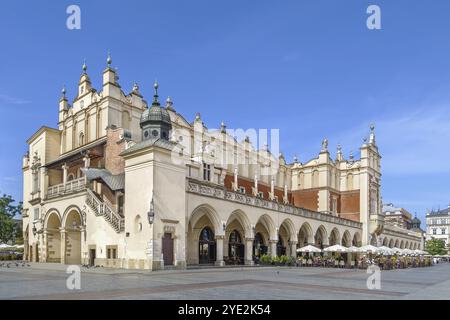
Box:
[21, 57, 423, 269]
[426, 206, 450, 247]
[383, 203, 426, 249]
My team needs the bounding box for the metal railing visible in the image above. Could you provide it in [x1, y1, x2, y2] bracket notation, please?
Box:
[86, 188, 124, 233]
[47, 177, 86, 198]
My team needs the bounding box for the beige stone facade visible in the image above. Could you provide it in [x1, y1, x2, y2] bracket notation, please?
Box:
[21, 59, 423, 270]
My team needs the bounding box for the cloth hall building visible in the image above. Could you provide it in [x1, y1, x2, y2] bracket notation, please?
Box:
[21, 58, 423, 270]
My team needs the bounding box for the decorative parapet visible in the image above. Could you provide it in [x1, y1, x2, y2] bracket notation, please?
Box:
[187, 178, 362, 229]
[382, 225, 423, 241]
[46, 177, 86, 199]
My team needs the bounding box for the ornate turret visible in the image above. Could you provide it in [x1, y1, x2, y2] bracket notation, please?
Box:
[59, 85, 69, 123]
[165, 96, 175, 111]
[78, 60, 92, 97]
[321, 138, 328, 153]
[411, 215, 422, 230]
[369, 123, 376, 146]
[140, 81, 172, 141]
[336, 144, 343, 161]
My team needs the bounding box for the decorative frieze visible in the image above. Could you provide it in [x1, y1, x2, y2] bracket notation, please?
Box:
[187, 178, 362, 229]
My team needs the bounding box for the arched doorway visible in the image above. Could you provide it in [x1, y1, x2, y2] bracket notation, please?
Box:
[315, 226, 327, 249]
[228, 230, 244, 264]
[276, 234, 286, 256]
[329, 228, 340, 246]
[63, 209, 82, 265]
[341, 231, 352, 247]
[352, 232, 362, 247]
[298, 222, 313, 247]
[255, 214, 276, 257]
[370, 234, 378, 246]
[388, 239, 394, 248]
[199, 227, 216, 264]
[253, 232, 267, 262]
[45, 212, 62, 263]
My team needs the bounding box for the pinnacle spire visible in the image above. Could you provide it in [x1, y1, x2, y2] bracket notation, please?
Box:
[152, 81, 160, 105]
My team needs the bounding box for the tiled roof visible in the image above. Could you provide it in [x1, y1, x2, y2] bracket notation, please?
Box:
[81, 168, 124, 191]
[120, 138, 176, 156]
[428, 208, 450, 216]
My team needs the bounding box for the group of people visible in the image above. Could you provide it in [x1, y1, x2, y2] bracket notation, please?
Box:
[356, 255, 433, 270]
[297, 254, 434, 269]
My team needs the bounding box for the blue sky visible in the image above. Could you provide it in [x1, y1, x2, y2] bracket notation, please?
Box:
[0, 0, 449, 225]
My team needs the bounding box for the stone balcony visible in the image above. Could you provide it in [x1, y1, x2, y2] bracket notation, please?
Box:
[187, 178, 362, 229]
[46, 177, 86, 199]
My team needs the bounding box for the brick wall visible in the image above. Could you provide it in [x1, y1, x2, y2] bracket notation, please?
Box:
[105, 126, 126, 175]
[292, 190, 319, 211]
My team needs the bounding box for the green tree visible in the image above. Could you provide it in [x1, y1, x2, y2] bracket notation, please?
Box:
[425, 238, 448, 256]
[0, 194, 22, 244]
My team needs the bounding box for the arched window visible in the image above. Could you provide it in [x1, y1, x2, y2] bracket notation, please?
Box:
[347, 173, 353, 190]
[298, 172, 304, 189]
[79, 132, 84, 147]
[122, 111, 130, 130]
[312, 170, 319, 188]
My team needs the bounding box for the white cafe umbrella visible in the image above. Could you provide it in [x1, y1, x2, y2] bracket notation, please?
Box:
[14, 244, 24, 249]
[0, 244, 11, 249]
[358, 245, 381, 254]
[378, 246, 395, 255]
[296, 245, 322, 253]
[402, 249, 414, 255]
[392, 247, 403, 254]
[348, 246, 361, 253]
[414, 249, 426, 255]
[323, 245, 349, 253]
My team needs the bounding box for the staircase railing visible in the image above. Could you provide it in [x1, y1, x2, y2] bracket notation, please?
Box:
[86, 188, 124, 233]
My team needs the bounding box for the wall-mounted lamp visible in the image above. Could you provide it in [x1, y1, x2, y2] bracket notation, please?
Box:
[148, 193, 155, 224]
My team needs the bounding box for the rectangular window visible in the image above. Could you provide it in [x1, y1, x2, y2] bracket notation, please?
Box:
[442, 228, 446, 235]
[32, 170, 39, 193]
[203, 163, 211, 181]
[33, 208, 39, 221]
[106, 245, 118, 260]
[239, 186, 246, 194]
[118, 195, 124, 215]
[258, 191, 264, 199]
[433, 229, 437, 235]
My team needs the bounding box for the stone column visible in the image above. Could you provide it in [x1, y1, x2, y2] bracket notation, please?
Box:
[245, 238, 254, 265]
[43, 167, 49, 198]
[62, 163, 68, 185]
[83, 153, 90, 168]
[289, 241, 298, 259]
[60, 228, 66, 264]
[269, 240, 278, 258]
[215, 235, 224, 266]
[43, 230, 49, 262]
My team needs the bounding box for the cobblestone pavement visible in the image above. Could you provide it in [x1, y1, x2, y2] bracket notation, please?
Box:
[1, 262, 449, 300]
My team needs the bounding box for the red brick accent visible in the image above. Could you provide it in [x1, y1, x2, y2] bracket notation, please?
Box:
[224, 174, 290, 203]
[292, 190, 319, 211]
[104, 127, 126, 175]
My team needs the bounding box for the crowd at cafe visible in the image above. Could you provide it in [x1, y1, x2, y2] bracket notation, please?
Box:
[295, 244, 438, 269]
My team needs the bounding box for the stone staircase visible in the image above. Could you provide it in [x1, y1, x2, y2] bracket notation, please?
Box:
[86, 188, 125, 233]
